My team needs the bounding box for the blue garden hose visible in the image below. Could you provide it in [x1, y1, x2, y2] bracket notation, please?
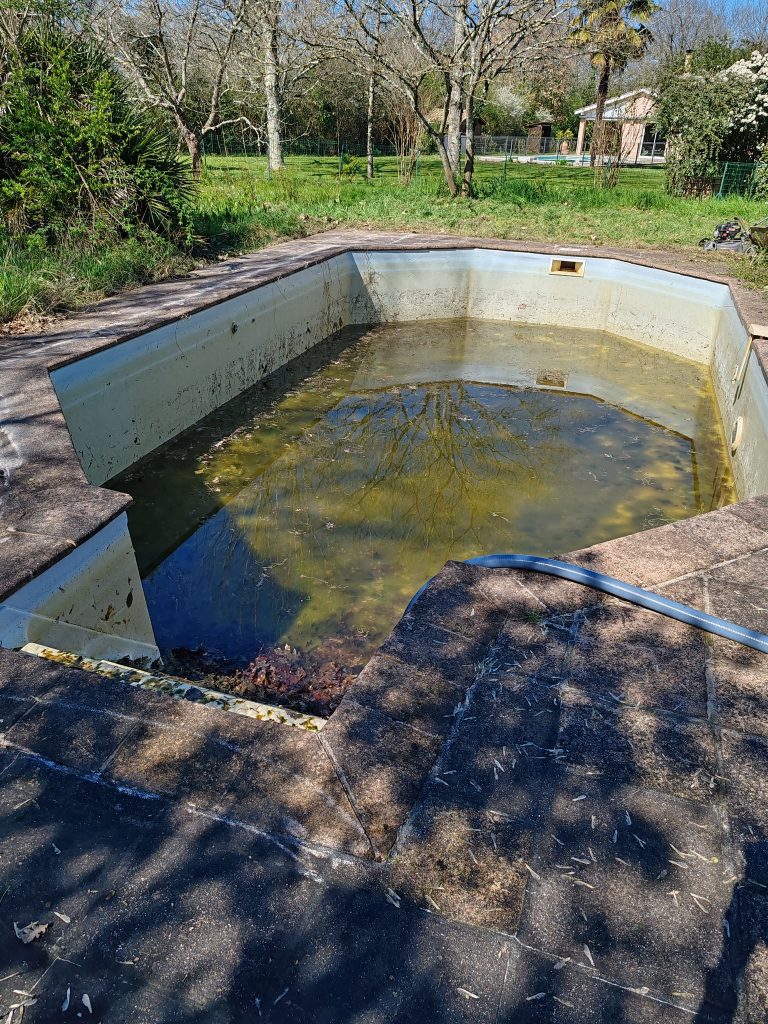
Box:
[406, 554, 768, 656]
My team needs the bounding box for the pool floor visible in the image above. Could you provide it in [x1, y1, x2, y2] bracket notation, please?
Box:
[110, 319, 734, 694]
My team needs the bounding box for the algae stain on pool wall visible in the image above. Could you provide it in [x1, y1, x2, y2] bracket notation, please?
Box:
[109, 318, 734, 680]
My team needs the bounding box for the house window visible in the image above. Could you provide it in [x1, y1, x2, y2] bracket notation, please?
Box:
[640, 124, 666, 158]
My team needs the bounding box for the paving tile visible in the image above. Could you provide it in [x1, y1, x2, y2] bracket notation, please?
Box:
[0, 529, 74, 602]
[346, 652, 468, 737]
[0, 647, 68, 701]
[557, 688, 719, 802]
[1, 795, 510, 1024]
[725, 495, 768, 534]
[654, 575, 708, 605]
[433, 679, 562, 813]
[104, 718, 246, 804]
[220, 731, 372, 857]
[517, 777, 734, 1011]
[732, 889, 768, 1024]
[710, 637, 768, 737]
[5, 701, 138, 772]
[566, 603, 708, 718]
[720, 729, 768, 885]
[379, 618, 486, 689]
[0, 692, 36, 730]
[407, 561, 508, 641]
[0, 753, 165, 997]
[492, 615, 575, 684]
[706, 576, 768, 636]
[388, 789, 536, 932]
[500, 943, 730, 1022]
[103, 714, 370, 854]
[240, 880, 511, 1024]
[561, 508, 768, 589]
[482, 567, 604, 619]
[709, 547, 768, 589]
[320, 700, 442, 858]
[0, 795, 326, 1021]
[1, 484, 130, 544]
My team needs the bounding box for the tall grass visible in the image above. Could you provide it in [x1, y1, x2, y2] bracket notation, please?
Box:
[0, 228, 192, 328]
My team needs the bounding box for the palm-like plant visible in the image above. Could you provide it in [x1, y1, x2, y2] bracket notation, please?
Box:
[571, 0, 659, 166]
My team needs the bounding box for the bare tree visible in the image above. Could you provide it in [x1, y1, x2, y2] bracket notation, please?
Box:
[94, 0, 253, 175]
[455, 0, 569, 194]
[308, 0, 567, 197]
[365, 7, 382, 178]
[647, 0, 728, 63]
[730, 0, 768, 49]
[382, 88, 422, 181]
[239, 0, 326, 171]
[444, 1, 465, 179]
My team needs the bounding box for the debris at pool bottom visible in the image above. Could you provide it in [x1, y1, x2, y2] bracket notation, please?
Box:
[160, 643, 357, 716]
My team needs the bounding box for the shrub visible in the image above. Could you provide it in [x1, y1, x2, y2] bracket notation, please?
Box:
[753, 147, 768, 200]
[657, 49, 768, 197]
[0, 26, 195, 241]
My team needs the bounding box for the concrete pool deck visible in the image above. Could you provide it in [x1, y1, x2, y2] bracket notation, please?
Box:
[1, 232, 768, 1021]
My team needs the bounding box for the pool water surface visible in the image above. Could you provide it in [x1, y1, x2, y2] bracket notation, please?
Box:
[110, 319, 734, 677]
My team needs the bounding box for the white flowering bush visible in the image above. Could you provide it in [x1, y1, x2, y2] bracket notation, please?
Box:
[722, 51, 768, 144]
[658, 48, 768, 197]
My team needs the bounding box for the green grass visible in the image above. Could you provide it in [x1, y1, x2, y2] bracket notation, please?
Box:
[3, 154, 767, 329]
[0, 228, 193, 330]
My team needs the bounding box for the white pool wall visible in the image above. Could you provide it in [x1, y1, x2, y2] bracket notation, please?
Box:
[52, 249, 746, 487]
[52, 256, 361, 484]
[0, 513, 159, 662]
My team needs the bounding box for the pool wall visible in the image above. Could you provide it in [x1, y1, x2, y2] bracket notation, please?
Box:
[3, 234, 767, 661]
[50, 249, 762, 494]
[0, 514, 158, 661]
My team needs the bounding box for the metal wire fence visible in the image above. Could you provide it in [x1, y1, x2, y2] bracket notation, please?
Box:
[201, 133, 402, 160]
[712, 161, 762, 198]
[200, 131, 765, 198]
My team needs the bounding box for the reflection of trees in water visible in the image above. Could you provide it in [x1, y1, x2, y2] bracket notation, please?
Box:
[301, 382, 567, 547]
[219, 383, 575, 647]
[145, 379, 703, 662]
[238, 382, 568, 547]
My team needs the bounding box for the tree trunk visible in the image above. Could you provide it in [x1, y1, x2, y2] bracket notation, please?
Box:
[185, 130, 202, 177]
[410, 98, 458, 196]
[366, 70, 375, 179]
[446, 77, 463, 179]
[262, 15, 284, 172]
[461, 90, 475, 196]
[591, 59, 611, 169]
[435, 132, 459, 196]
[445, 3, 465, 179]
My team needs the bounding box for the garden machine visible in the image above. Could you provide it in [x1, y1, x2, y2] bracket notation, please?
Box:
[699, 215, 768, 253]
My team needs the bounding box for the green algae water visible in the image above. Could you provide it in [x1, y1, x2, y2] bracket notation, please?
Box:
[110, 319, 735, 671]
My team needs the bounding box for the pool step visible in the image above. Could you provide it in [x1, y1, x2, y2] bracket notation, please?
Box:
[20, 643, 325, 732]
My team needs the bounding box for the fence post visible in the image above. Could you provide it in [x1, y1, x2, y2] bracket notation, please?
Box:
[338, 144, 344, 176]
[717, 163, 729, 198]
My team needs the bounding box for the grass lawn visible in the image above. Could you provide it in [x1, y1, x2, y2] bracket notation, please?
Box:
[3, 154, 767, 330]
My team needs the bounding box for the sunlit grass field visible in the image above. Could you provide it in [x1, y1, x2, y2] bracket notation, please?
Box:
[3, 153, 767, 328]
[195, 154, 767, 253]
